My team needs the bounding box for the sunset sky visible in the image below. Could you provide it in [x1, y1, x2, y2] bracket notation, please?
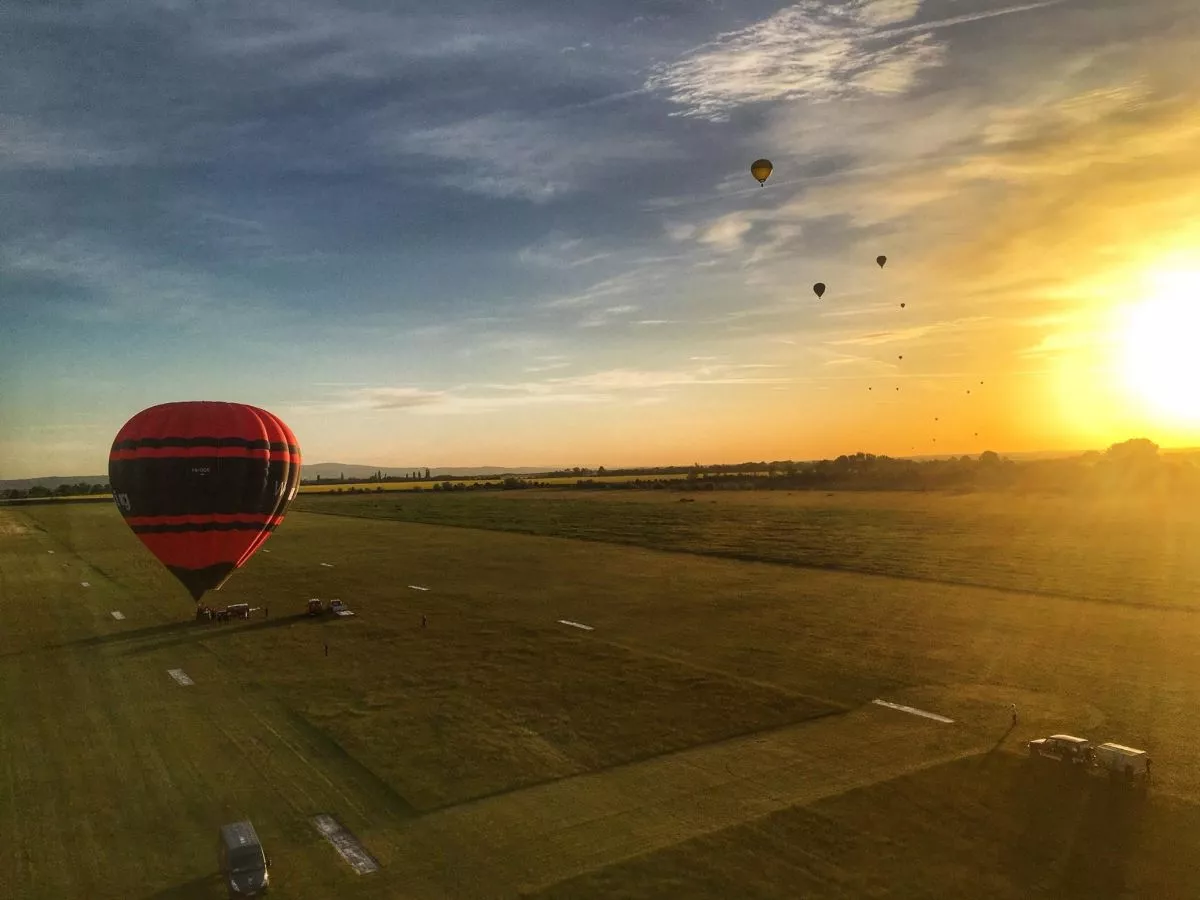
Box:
[2, 0, 1199, 478]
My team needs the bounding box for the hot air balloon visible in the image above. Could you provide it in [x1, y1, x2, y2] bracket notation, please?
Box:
[900, 303, 906, 309]
[876, 256, 887, 268]
[108, 401, 302, 603]
[813, 282, 826, 299]
[750, 159, 773, 186]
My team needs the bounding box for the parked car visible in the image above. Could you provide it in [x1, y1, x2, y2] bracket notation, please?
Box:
[1027, 734, 1094, 766]
[218, 820, 271, 897]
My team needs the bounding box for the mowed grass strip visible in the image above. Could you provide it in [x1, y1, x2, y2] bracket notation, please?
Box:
[531, 753, 1200, 900]
[294, 488, 1200, 610]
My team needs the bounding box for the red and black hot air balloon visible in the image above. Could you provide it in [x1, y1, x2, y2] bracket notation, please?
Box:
[108, 401, 302, 602]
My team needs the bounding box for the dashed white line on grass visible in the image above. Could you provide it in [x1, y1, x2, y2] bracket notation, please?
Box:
[408, 585, 430, 591]
[167, 669, 194, 686]
[111, 611, 125, 620]
[320, 562, 334, 567]
[558, 620, 594, 631]
[871, 699, 954, 723]
[312, 815, 380, 874]
[80, 581, 90, 588]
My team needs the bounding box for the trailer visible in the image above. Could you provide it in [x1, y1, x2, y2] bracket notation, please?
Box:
[1094, 742, 1151, 786]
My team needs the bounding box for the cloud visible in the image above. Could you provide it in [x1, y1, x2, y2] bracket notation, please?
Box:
[354, 387, 446, 410]
[387, 112, 673, 202]
[697, 213, 753, 252]
[0, 116, 144, 171]
[579, 304, 640, 327]
[300, 361, 796, 419]
[517, 234, 613, 269]
[644, 1, 946, 121]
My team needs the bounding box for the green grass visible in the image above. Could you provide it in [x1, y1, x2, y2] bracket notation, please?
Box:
[294, 487, 1200, 609]
[6, 492, 1200, 898]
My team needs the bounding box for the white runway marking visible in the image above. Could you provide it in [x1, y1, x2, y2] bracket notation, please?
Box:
[312, 814, 380, 874]
[558, 620, 594, 631]
[80, 581, 90, 588]
[320, 562, 334, 567]
[871, 699, 954, 723]
[408, 584, 430, 591]
[47, 550, 54, 554]
[167, 669, 194, 686]
[111, 611, 125, 620]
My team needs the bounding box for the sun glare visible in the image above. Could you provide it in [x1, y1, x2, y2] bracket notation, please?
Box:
[1119, 269, 1200, 424]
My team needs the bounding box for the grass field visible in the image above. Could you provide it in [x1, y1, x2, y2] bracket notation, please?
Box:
[4, 490, 1200, 898]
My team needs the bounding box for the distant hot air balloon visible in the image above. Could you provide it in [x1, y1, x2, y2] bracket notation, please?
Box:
[813, 282, 826, 299]
[750, 158, 773, 186]
[898, 355, 903, 360]
[876, 256, 887, 268]
[900, 303, 906, 309]
[108, 401, 302, 603]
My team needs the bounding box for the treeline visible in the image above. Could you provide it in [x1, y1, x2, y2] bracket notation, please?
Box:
[2, 482, 111, 501]
[301, 439, 1200, 498]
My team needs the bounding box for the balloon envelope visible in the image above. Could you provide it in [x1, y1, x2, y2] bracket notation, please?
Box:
[813, 282, 826, 298]
[108, 401, 302, 601]
[876, 256, 887, 268]
[750, 159, 773, 185]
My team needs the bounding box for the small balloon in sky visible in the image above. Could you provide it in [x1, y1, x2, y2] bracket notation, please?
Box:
[900, 303, 906, 309]
[750, 159, 773, 186]
[876, 255, 887, 268]
[813, 282, 826, 299]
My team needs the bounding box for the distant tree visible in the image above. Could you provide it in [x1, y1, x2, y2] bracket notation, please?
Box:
[425, 468, 431, 479]
[1106, 438, 1159, 465]
[597, 466, 606, 476]
[979, 451, 1001, 465]
[28, 486, 51, 498]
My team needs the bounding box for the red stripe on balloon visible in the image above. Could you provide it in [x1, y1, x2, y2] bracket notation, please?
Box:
[134, 530, 263, 572]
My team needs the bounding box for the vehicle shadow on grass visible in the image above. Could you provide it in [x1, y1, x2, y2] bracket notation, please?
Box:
[115, 614, 334, 655]
[140, 872, 222, 900]
[1006, 761, 1144, 898]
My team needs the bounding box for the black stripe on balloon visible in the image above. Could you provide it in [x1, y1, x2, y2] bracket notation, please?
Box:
[131, 522, 279, 535]
[168, 562, 237, 602]
[109, 455, 300, 519]
[111, 436, 300, 453]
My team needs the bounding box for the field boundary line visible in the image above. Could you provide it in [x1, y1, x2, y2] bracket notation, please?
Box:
[292, 508, 1193, 613]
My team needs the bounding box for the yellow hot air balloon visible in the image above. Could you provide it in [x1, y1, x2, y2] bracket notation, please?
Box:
[750, 159, 773, 186]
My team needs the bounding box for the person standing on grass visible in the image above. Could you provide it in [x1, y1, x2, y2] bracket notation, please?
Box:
[421, 614, 427, 628]
[1010, 703, 1018, 726]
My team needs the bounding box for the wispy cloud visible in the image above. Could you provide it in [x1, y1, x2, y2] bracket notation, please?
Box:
[387, 112, 673, 202]
[644, 0, 947, 121]
[298, 361, 795, 418]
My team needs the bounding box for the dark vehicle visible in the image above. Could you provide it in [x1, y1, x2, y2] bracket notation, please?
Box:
[218, 821, 270, 897]
[1027, 734, 1095, 766]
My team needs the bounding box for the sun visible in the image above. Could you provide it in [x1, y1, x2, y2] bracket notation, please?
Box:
[1119, 269, 1200, 424]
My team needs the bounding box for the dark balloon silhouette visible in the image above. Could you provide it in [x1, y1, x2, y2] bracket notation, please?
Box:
[876, 256, 887, 268]
[813, 282, 826, 299]
[108, 401, 302, 602]
[750, 159, 773, 186]
[900, 303, 906, 309]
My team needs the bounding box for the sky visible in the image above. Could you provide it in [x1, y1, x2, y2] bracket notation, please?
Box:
[3, 0, 1200, 477]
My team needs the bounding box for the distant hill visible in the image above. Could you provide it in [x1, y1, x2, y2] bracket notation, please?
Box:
[0, 475, 109, 491]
